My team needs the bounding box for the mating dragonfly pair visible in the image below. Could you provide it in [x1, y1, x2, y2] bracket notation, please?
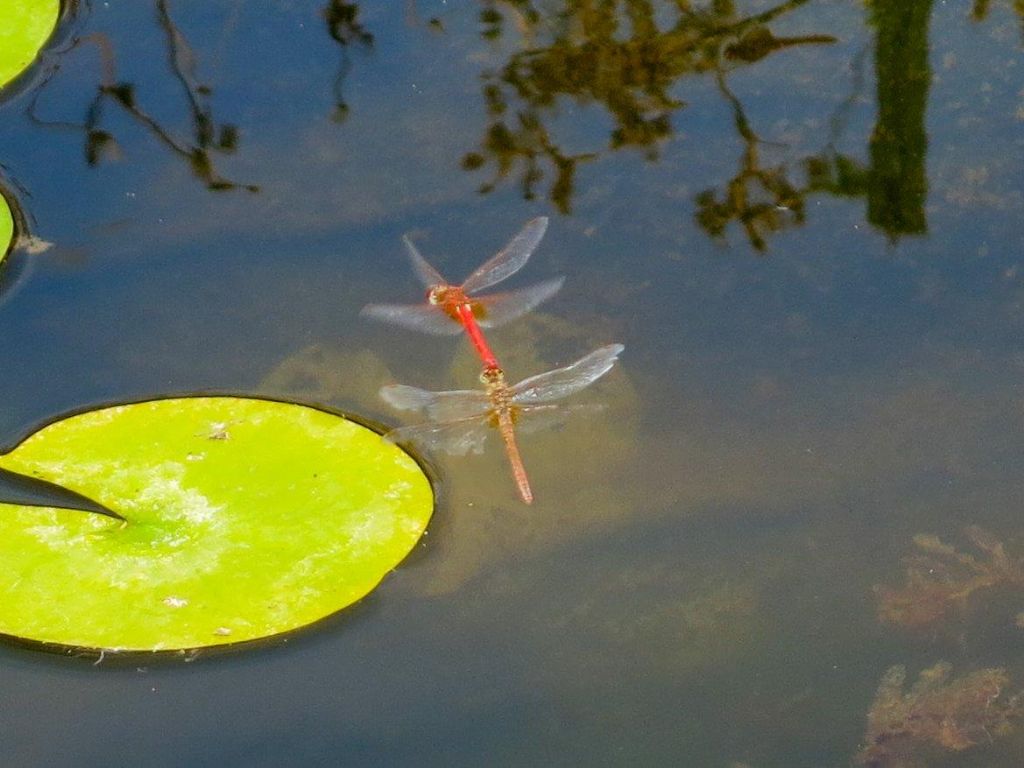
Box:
[362, 217, 624, 504]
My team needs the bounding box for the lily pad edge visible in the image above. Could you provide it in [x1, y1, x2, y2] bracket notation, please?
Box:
[0, 0, 63, 98]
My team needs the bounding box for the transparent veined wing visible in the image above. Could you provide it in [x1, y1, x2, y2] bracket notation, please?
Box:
[402, 234, 446, 288]
[384, 417, 491, 456]
[461, 217, 549, 295]
[513, 403, 607, 435]
[511, 344, 624, 404]
[359, 302, 464, 335]
[380, 384, 491, 422]
[476, 276, 565, 328]
[379, 384, 442, 412]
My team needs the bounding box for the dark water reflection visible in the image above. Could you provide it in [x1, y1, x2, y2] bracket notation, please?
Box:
[2, 0, 1024, 765]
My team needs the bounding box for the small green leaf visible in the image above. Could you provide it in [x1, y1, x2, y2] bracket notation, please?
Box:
[0, 192, 11, 266]
[0, 397, 434, 653]
[0, 0, 60, 89]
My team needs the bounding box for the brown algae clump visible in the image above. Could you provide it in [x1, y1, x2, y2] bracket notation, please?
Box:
[875, 526, 1024, 627]
[857, 662, 1021, 766]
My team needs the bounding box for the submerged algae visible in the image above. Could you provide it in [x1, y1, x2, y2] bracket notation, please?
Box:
[857, 662, 1021, 766]
[875, 525, 1024, 627]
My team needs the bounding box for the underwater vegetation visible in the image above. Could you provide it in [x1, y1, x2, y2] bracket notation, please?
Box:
[875, 525, 1024, 628]
[857, 526, 1024, 764]
[856, 662, 1021, 766]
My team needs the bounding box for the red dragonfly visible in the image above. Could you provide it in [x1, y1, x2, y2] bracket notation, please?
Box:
[379, 344, 624, 504]
[361, 217, 563, 370]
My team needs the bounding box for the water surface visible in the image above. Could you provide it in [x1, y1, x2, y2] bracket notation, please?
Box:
[2, 1, 1024, 765]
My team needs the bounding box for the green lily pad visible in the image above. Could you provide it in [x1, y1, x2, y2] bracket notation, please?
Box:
[0, 192, 11, 266]
[0, 396, 434, 654]
[0, 0, 60, 89]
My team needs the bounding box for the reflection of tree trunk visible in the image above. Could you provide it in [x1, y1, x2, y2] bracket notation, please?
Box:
[867, 0, 932, 236]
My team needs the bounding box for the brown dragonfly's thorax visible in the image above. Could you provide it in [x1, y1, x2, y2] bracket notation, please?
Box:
[481, 367, 517, 420]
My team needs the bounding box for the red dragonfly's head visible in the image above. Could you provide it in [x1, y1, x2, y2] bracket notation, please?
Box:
[426, 286, 445, 305]
[428, 285, 478, 323]
[427, 285, 463, 306]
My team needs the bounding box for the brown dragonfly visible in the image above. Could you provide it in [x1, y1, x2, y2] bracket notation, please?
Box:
[380, 344, 624, 504]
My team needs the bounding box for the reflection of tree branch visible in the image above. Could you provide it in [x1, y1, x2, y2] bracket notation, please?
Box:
[323, 1, 373, 123]
[701, 0, 935, 248]
[694, 69, 804, 251]
[463, 0, 818, 212]
[803, 45, 871, 201]
[463, 111, 596, 214]
[723, 27, 835, 63]
[799, 0, 933, 245]
[28, 2, 257, 193]
[804, 1, 931, 240]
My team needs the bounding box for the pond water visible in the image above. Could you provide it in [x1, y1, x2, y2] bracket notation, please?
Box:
[3, 0, 1024, 765]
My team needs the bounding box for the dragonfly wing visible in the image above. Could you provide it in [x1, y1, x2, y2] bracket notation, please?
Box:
[403, 234, 446, 288]
[460, 217, 549, 295]
[425, 390, 492, 421]
[380, 385, 491, 421]
[514, 403, 607, 435]
[511, 344, 625, 404]
[384, 418, 490, 456]
[476, 276, 566, 328]
[360, 302, 464, 335]
[380, 384, 444, 413]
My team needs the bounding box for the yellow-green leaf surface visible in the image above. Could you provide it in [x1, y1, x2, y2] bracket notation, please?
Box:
[0, 192, 11, 265]
[0, 0, 60, 88]
[0, 397, 434, 653]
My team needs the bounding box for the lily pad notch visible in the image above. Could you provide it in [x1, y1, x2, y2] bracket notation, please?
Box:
[0, 395, 435, 656]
